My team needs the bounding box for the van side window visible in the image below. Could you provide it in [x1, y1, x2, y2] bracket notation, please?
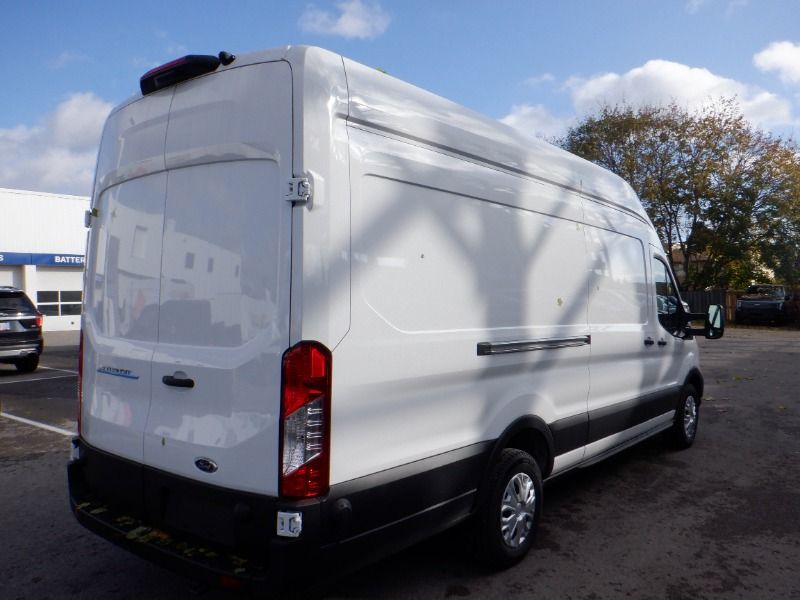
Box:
[653, 259, 681, 335]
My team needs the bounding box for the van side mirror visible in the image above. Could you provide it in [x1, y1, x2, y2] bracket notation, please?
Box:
[704, 304, 724, 339]
[684, 303, 724, 339]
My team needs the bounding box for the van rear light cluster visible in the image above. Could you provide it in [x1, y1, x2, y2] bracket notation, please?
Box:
[280, 341, 332, 499]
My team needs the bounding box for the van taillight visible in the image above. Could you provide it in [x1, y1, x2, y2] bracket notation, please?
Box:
[280, 341, 332, 499]
[77, 329, 83, 435]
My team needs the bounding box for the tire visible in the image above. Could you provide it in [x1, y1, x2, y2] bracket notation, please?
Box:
[472, 448, 543, 569]
[14, 354, 39, 373]
[668, 384, 699, 449]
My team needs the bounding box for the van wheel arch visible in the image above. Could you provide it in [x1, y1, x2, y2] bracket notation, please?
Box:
[483, 416, 554, 485]
[685, 369, 704, 402]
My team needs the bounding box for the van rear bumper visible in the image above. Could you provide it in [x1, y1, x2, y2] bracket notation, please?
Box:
[67, 439, 322, 593]
[68, 437, 489, 591]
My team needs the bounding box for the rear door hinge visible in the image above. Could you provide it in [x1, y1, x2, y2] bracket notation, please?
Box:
[286, 177, 312, 207]
[84, 207, 99, 228]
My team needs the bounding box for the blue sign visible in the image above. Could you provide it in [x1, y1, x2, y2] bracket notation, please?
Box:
[0, 252, 30, 265]
[0, 252, 85, 267]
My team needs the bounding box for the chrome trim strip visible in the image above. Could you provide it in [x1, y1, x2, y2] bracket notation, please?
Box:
[477, 335, 591, 356]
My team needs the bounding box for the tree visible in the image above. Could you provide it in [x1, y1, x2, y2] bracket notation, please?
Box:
[559, 100, 800, 289]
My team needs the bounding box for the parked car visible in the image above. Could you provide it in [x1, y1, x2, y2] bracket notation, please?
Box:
[735, 284, 791, 324]
[0, 286, 43, 372]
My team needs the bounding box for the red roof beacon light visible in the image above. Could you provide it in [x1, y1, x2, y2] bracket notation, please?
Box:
[139, 51, 236, 96]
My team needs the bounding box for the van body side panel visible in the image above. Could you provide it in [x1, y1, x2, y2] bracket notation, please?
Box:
[584, 221, 652, 408]
[287, 47, 351, 348]
[332, 127, 590, 485]
[142, 62, 294, 495]
[647, 246, 698, 395]
[582, 199, 696, 455]
[342, 57, 649, 224]
[583, 201, 662, 450]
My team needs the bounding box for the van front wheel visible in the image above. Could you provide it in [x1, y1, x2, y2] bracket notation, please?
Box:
[473, 448, 542, 569]
[669, 384, 699, 449]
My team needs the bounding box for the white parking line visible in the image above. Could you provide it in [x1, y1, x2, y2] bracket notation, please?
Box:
[0, 411, 76, 437]
[40, 366, 79, 375]
[0, 374, 77, 385]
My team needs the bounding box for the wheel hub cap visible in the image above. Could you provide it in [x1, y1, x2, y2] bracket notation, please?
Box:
[501, 472, 536, 548]
[684, 395, 697, 438]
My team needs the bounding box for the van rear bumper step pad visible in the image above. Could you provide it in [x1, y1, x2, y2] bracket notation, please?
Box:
[67, 441, 324, 591]
[69, 494, 269, 589]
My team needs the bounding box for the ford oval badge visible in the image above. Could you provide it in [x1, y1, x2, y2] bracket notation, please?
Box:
[194, 457, 218, 473]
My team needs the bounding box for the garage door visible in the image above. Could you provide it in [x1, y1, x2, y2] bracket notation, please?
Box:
[35, 267, 83, 331]
[0, 266, 21, 288]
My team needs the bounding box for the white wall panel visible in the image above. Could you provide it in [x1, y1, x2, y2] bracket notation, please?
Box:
[0, 188, 88, 254]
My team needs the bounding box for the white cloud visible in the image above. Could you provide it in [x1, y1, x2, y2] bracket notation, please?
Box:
[48, 51, 89, 70]
[0, 93, 113, 196]
[566, 59, 793, 128]
[299, 0, 390, 39]
[500, 104, 568, 140]
[685, 0, 708, 14]
[754, 41, 800, 85]
[49, 93, 112, 150]
[725, 0, 748, 17]
[524, 73, 555, 86]
[685, 0, 748, 15]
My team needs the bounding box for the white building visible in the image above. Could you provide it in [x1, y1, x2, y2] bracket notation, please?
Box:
[0, 187, 90, 331]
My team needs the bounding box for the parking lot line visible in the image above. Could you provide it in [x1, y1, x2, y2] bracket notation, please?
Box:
[0, 374, 77, 385]
[0, 411, 75, 437]
[40, 366, 79, 375]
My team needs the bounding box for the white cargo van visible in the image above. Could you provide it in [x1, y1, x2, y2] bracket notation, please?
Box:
[68, 46, 724, 592]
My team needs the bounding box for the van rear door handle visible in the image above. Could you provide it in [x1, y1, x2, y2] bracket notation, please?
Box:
[644, 337, 655, 346]
[657, 339, 667, 346]
[162, 373, 195, 388]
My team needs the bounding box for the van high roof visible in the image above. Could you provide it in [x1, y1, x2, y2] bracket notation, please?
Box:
[113, 45, 650, 226]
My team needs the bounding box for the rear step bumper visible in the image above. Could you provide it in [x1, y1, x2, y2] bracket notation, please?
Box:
[70, 495, 270, 591]
[67, 439, 323, 593]
[68, 438, 487, 592]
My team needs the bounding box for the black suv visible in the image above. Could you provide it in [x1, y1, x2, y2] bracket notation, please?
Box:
[0, 287, 43, 372]
[735, 284, 791, 325]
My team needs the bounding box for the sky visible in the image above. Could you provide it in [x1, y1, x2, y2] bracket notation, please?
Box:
[1, 0, 799, 196]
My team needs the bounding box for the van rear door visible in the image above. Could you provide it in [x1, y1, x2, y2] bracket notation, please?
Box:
[142, 61, 294, 496]
[82, 92, 172, 463]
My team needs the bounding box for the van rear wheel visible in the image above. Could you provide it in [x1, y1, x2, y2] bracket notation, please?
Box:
[473, 448, 542, 569]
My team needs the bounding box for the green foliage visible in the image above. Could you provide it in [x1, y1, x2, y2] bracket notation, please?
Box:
[559, 100, 800, 289]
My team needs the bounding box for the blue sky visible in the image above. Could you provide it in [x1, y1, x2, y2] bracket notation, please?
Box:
[1, 0, 799, 195]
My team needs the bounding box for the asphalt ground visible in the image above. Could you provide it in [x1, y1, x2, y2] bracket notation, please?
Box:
[0, 327, 798, 599]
